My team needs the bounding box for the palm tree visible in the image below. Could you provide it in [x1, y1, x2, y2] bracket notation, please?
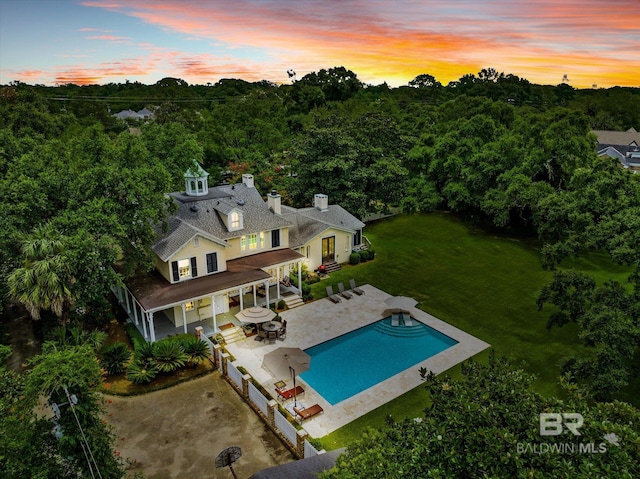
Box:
[7, 225, 74, 320]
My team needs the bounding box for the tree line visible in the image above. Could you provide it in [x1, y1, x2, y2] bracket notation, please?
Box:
[1, 67, 639, 476]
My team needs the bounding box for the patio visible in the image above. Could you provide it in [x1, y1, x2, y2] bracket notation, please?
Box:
[224, 284, 490, 438]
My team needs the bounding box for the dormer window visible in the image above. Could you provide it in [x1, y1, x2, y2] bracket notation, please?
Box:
[230, 211, 240, 229]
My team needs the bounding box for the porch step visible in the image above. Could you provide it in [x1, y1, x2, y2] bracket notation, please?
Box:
[219, 326, 244, 344]
[323, 261, 341, 273]
[282, 294, 304, 309]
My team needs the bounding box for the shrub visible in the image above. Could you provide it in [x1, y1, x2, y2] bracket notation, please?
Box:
[134, 340, 156, 367]
[181, 338, 210, 367]
[126, 360, 158, 384]
[301, 283, 313, 301]
[277, 299, 286, 310]
[152, 340, 187, 373]
[125, 322, 145, 348]
[359, 250, 369, 262]
[0, 344, 11, 365]
[349, 252, 361, 265]
[100, 342, 131, 375]
[367, 249, 376, 259]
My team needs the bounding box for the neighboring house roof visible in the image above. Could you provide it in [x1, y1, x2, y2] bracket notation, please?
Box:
[591, 128, 640, 146]
[248, 449, 344, 479]
[113, 108, 155, 120]
[281, 204, 365, 248]
[152, 183, 292, 261]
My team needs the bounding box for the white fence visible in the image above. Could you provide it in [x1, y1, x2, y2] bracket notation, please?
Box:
[248, 382, 269, 416]
[227, 361, 243, 389]
[214, 344, 316, 459]
[199, 334, 215, 360]
[304, 439, 319, 458]
[274, 409, 298, 445]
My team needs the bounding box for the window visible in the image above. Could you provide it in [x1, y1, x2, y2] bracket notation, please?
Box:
[193, 237, 200, 247]
[206, 252, 218, 273]
[241, 236, 247, 251]
[271, 229, 280, 247]
[230, 211, 240, 230]
[185, 301, 194, 311]
[178, 259, 191, 279]
[171, 257, 197, 282]
[248, 234, 258, 250]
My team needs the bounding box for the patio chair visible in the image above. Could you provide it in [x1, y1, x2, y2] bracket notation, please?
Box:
[326, 286, 342, 303]
[402, 313, 414, 326]
[280, 276, 292, 287]
[255, 329, 267, 341]
[276, 385, 305, 402]
[338, 282, 353, 299]
[267, 331, 277, 344]
[293, 404, 324, 423]
[349, 278, 365, 295]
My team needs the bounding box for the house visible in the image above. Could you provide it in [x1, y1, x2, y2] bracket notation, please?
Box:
[592, 127, 640, 172]
[113, 107, 155, 121]
[114, 161, 365, 341]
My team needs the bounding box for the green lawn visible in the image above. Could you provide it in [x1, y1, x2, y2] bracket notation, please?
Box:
[311, 212, 634, 450]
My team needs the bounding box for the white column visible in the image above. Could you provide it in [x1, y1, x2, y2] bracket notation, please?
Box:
[276, 268, 281, 300]
[239, 288, 244, 311]
[265, 281, 270, 307]
[182, 303, 187, 334]
[133, 299, 139, 325]
[252, 286, 257, 306]
[125, 290, 131, 314]
[148, 312, 156, 342]
[211, 295, 218, 332]
[142, 309, 148, 339]
[298, 260, 302, 295]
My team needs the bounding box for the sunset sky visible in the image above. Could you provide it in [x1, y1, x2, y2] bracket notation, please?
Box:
[1, 0, 638, 88]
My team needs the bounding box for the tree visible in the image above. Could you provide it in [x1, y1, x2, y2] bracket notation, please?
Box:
[8, 224, 73, 320]
[408, 74, 442, 89]
[0, 343, 125, 478]
[538, 273, 640, 399]
[321, 356, 640, 479]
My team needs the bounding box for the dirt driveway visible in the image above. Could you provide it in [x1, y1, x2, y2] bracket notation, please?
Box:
[105, 371, 295, 479]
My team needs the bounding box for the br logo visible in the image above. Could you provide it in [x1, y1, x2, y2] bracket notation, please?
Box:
[540, 413, 584, 436]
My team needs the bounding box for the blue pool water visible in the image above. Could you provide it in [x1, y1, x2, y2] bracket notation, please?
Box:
[299, 318, 458, 405]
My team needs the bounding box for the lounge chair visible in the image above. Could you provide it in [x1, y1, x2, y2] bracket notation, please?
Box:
[276, 385, 305, 402]
[338, 282, 353, 299]
[402, 313, 414, 326]
[293, 404, 324, 422]
[349, 279, 365, 295]
[391, 313, 400, 327]
[326, 286, 342, 303]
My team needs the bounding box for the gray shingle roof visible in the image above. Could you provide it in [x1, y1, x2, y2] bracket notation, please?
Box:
[281, 204, 365, 248]
[592, 128, 640, 147]
[248, 449, 343, 479]
[152, 183, 292, 261]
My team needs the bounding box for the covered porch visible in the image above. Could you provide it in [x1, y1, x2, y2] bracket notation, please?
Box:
[114, 249, 304, 342]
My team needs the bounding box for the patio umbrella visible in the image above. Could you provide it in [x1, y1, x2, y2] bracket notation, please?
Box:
[382, 296, 419, 317]
[262, 347, 311, 405]
[234, 306, 276, 324]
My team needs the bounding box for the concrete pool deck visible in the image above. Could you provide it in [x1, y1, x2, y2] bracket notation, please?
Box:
[225, 284, 490, 438]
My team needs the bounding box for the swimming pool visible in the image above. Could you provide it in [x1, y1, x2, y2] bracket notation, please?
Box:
[299, 317, 458, 405]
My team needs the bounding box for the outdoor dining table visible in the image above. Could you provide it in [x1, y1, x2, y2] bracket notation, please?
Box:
[261, 321, 280, 332]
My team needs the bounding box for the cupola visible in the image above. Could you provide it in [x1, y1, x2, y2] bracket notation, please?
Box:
[184, 160, 209, 196]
